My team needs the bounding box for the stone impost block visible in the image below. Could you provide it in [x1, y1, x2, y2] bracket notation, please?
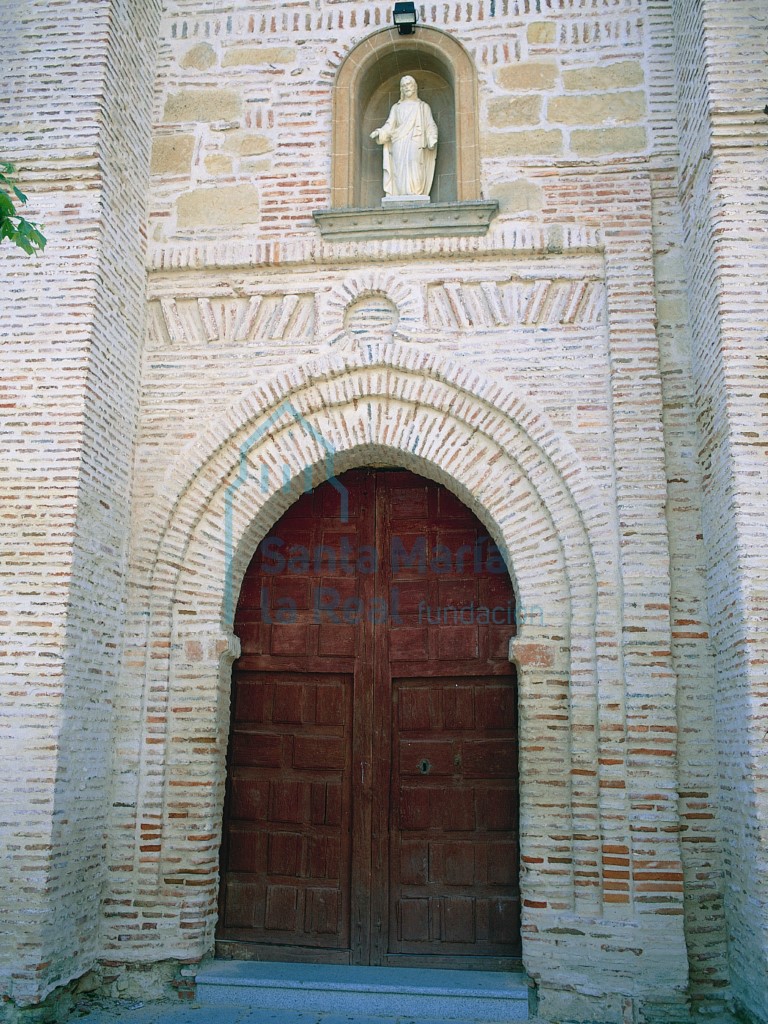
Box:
[487, 95, 542, 128]
[176, 184, 259, 227]
[549, 92, 646, 126]
[496, 61, 558, 92]
[222, 46, 296, 67]
[164, 89, 241, 123]
[563, 61, 644, 92]
[151, 135, 195, 175]
[513, 642, 556, 668]
[571, 126, 647, 156]
[484, 130, 563, 158]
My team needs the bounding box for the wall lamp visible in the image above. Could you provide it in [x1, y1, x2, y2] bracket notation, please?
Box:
[393, 2, 418, 35]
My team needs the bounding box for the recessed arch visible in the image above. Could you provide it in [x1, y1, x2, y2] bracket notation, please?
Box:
[109, 343, 629, 976]
[332, 27, 480, 207]
[218, 467, 524, 962]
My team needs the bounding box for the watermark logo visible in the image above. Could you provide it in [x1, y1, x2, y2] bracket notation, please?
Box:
[224, 403, 347, 624]
[224, 407, 544, 629]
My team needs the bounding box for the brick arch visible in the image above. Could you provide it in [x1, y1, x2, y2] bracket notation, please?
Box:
[318, 268, 425, 344]
[331, 26, 480, 206]
[137, 343, 611, 597]
[112, 343, 625, 966]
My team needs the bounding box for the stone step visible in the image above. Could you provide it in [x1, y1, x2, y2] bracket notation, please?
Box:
[195, 961, 530, 1021]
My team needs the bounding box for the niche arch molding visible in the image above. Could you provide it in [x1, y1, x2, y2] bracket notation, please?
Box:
[331, 26, 480, 208]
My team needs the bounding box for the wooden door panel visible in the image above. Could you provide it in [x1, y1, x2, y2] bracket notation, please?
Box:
[395, 895, 520, 949]
[436, 627, 479, 660]
[388, 674, 520, 958]
[219, 468, 520, 966]
[236, 475, 373, 662]
[218, 670, 353, 950]
[378, 470, 519, 962]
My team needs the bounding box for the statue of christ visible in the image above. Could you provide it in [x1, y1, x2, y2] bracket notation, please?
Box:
[370, 75, 438, 198]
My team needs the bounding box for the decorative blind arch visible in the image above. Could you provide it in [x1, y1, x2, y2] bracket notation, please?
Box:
[331, 26, 480, 208]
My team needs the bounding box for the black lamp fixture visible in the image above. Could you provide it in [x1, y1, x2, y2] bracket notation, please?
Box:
[393, 2, 418, 35]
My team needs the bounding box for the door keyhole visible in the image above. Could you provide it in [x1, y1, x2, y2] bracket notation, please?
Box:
[419, 759, 431, 775]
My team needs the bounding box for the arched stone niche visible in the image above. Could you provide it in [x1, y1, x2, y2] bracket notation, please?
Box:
[332, 27, 479, 208]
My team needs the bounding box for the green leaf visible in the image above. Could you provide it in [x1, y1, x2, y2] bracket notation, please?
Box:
[14, 217, 46, 252]
[0, 162, 46, 255]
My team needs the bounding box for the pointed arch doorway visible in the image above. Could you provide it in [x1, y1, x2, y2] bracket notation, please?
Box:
[217, 469, 521, 969]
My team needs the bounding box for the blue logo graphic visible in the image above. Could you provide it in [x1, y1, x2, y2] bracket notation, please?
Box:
[224, 402, 347, 624]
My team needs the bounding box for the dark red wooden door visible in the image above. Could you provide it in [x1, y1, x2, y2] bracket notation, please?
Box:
[218, 469, 520, 967]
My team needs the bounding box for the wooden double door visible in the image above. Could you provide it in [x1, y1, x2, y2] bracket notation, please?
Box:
[218, 469, 521, 967]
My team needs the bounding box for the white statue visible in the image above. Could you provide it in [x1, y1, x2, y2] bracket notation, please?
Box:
[370, 75, 438, 198]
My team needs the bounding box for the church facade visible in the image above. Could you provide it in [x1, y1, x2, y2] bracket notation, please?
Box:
[2, 0, 768, 1021]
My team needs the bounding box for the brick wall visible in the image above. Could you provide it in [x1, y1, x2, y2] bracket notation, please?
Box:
[0, 0, 161, 1008]
[107, 0, 699, 1019]
[671, 0, 768, 1019]
[2, 0, 766, 1019]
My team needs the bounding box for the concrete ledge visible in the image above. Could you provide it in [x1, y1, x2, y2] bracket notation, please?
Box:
[312, 200, 499, 241]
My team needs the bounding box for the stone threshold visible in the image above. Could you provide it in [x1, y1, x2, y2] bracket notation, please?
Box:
[312, 200, 499, 241]
[196, 960, 530, 1019]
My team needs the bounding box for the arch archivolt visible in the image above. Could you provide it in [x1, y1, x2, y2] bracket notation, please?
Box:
[116, 342, 627, 959]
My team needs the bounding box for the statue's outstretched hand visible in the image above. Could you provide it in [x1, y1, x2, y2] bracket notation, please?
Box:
[370, 129, 380, 140]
